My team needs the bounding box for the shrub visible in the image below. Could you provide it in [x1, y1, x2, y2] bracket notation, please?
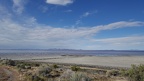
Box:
[34, 63, 40, 67]
[50, 70, 60, 77]
[106, 69, 120, 77]
[60, 69, 74, 80]
[71, 66, 81, 71]
[124, 64, 144, 81]
[25, 65, 31, 69]
[53, 64, 58, 69]
[60, 72, 92, 81]
[71, 73, 92, 81]
[37, 67, 52, 77]
[2, 59, 16, 66]
[17, 64, 26, 69]
[31, 75, 44, 81]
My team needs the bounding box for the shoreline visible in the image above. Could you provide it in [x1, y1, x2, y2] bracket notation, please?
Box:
[23, 55, 144, 68]
[1, 53, 144, 68]
[22, 60, 130, 70]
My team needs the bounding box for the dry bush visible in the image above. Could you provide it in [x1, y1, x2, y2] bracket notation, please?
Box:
[60, 69, 92, 81]
[106, 69, 120, 77]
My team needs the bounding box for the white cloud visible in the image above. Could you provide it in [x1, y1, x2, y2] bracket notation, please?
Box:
[12, 0, 26, 14]
[0, 10, 144, 39]
[46, 0, 73, 6]
[0, 14, 144, 49]
[92, 36, 144, 45]
[0, 4, 144, 49]
[0, 6, 12, 18]
[93, 21, 144, 32]
[64, 9, 72, 12]
[75, 20, 82, 25]
[82, 12, 90, 17]
[88, 36, 144, 50]
[76, 11, 97, 26]
[81, 11, 97, 18]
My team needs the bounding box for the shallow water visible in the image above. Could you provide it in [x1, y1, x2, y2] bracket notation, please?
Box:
[0, 49, 144, 60]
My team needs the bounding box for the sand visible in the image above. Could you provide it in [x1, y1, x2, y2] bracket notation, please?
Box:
[31, 56, 144, 68]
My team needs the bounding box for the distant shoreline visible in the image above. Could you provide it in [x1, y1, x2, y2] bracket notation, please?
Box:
[21, 60, 129, 70]
[21, 55, 144, 68]
[0, 50, 144, 68]
[1, 54, 144, 69]
[1, 49, 144, 59]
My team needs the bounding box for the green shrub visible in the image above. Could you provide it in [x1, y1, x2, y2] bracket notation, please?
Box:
[53, 64, 58, 69]
[71, 66, 81, 71]
[2, 59, 16, 66]
[123, 64, 144, 81]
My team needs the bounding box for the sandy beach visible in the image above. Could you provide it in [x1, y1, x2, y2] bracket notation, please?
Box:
[30, 55, 144, 68]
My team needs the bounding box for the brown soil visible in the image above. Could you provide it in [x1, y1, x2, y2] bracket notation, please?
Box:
[0, 66, 20, 81]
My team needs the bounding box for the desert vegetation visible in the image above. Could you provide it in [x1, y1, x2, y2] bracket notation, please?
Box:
[0, 59, 144, 81]
[121, 64, 144, 81]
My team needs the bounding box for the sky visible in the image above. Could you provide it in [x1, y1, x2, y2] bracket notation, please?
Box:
[0, 0, 144, 50]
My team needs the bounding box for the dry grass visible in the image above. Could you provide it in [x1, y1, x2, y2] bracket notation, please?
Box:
[0, 60, 129, 81]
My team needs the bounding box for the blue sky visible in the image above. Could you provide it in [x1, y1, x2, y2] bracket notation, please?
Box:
[0, 0, 144, 50]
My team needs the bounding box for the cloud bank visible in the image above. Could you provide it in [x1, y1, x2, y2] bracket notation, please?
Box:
[46, 0, 73, 6]
[0, 14, 144, 49]
[0, 1, 144, 49]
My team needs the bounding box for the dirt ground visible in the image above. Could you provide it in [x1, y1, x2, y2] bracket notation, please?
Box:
[0, 66, 20, 81]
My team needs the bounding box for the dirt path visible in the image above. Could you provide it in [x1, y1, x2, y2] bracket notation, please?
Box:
[0, 66, 20, 81]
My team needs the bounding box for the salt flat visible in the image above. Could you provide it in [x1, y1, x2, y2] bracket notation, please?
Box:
[33, 56, 144, 68]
